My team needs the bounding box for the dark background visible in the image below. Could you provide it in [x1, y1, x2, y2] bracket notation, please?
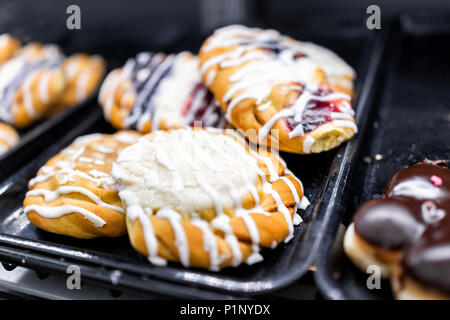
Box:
[1, 0, 449, 39]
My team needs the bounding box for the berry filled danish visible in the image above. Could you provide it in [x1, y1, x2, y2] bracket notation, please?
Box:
[49, 53, 106, 116]
[99, 51, 227, 132]
[24, 131, 141, 239]
[0, 43, 66, 128]
[0, 122, 19, 156]
[198, 25, 357, 154]
[113, 128, 309, 270]
[344, 160, 450, 300]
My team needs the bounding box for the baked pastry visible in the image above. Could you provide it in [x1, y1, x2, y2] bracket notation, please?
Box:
[99, 51, 227, 132]
[48, 54, 106, 116]
[23, 131, 141, 239]
[198, 25, 357, 154]
[0, 34, 21, 65]
[0, 43, 66, 128]
[343, 160, 450, 300]
[0, 122, 19, 156]
[112, 128, 310, 270]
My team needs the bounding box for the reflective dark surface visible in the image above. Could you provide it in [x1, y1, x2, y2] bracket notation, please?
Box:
[315, 14, 450, 299]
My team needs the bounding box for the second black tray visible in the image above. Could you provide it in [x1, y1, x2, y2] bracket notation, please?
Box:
[314, 15, 450, 300]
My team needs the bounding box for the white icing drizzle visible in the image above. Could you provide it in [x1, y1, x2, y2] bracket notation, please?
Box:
[96, 146, 114, 154]
[38, 72, 51, 103]
[284, 168, 310, 211]
[226, 129, 303, 241]
[113, 132, 140, 144]
[257, 101, 271, 111]
[156, 207, 190, 267]
[331, 120, 358, 132]
[65, 59, 81, 80]
[76, 70, 92, 102]
[121, 190, 167, 266]
[101, 61, 135, 120]
[302, 136, 315, 154]
[280, 176, 303, 225]
[191, 218, 221, 271]
[28, 161, 117, 189]
[25, 133, 134, 229]
[0, 128, 18, 146]
[24, 204, 106, 227]
[26, 186, 124, 213]
[23, 72, 38, 118]
[88, 169, 109, 178]
[211, 214, 242, 266]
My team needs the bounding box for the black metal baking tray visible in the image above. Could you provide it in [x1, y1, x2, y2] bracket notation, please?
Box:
[0, 25, 383, 298]
[314, 14, 450, 300]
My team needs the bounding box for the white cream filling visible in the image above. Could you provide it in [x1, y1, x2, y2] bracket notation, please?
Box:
[151, 52, 200, 130]
[113, 129, 259, 214]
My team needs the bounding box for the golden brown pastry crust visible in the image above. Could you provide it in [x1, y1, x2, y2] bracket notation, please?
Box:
[391, 268, 450, 300]
[120, 128, 307, 270]
[24, 131, 142, 239]
[48, 54, 105, 116]
[198, 25, 357, 154]
[343, 223, 400, 278]
[0, 122, 19, 155]
[0, 34, 21, 65]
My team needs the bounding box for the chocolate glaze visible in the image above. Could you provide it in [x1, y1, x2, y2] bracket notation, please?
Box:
[353, 161, 450, 294]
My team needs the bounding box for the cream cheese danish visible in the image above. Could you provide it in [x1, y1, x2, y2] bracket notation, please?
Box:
[113, 128, 309, 270]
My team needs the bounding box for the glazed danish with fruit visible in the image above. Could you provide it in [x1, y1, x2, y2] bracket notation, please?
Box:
[344, 160, 450, 300]
[99, 51, 227, 133]
[113, 128, 309, 270]
[0, 34, 21, 65]
[0, 43, 66, 128]
[24, 131, 141, 239]
[198, 25, 357, 154]
[0, 122, 19, 156]
[48, 54, 106, 116]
